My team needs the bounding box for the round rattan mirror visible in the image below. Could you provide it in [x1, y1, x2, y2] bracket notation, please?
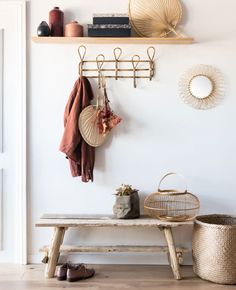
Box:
[179, 65, 225, 110]
[189, 75, 214, 99]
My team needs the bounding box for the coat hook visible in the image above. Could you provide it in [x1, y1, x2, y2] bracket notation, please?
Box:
[78, 45, 86, 61]
[114, 47, 122, 80]
[96, 54, 105, 88]
[78, 45, 87, 76]
[147, 46, 156, 81]
[132, 55, 140, 88]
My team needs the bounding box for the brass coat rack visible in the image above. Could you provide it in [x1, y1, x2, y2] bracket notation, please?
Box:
[78, 45, 156, 88]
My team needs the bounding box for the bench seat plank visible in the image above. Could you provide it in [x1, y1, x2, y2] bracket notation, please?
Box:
[36, 214, 193, 228]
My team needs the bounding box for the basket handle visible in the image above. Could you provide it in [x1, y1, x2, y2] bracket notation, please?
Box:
[158, 172, 188, 193]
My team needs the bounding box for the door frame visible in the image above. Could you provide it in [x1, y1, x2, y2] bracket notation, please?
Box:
[0, 0, 27, 264]
[16, 0, 27, 265]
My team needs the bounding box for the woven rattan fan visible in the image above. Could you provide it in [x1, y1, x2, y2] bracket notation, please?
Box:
[129, 0, 182, 37]
[79, 105, 108, 147]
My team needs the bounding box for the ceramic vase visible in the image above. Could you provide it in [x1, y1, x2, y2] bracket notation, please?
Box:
[65, 21, 84, 37]
[37, 21, 51, 37]
[49, 6, 64, 36]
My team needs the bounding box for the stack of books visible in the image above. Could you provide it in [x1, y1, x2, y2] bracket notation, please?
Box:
[88, 14, 131, 37]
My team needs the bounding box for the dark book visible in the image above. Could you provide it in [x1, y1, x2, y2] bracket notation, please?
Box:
[88, 24, 131, 37]
[93, 13, 129, 25]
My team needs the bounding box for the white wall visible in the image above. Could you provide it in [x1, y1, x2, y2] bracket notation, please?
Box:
[28, 0, 236, 264]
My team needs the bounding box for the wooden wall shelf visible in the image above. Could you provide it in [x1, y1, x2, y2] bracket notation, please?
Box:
[32, 36, 194, 45]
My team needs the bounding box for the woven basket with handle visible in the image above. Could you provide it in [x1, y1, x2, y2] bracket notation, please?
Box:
[144, 173, 199, 222]
[193, 214, 236, 285]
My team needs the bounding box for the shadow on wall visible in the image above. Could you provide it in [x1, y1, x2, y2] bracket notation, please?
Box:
[198, 195, 234, 215]
[94, 108, 133, 174]
[90, 79, 137, 175]
[180, 0, 189, 26]
[139, 191, 148, 215]
[190, 175, 235, 215]
[64, 10, 75, 25]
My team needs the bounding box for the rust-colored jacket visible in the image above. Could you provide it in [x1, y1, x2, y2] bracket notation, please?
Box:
[59, 77, 95, 182]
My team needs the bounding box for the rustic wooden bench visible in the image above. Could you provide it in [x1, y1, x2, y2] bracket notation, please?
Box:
[36, 214, 193, 280]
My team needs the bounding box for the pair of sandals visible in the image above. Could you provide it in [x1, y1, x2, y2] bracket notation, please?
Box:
[56, 263, 95, 282]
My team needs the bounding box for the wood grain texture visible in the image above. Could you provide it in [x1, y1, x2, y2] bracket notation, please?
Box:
[40, 245, 189, 254]
[36, 215, 193, 228]
[45, 227, 65, 278]
[0, 264, 233, 290]
[32, 36, 194, 44]
[164, 227, 181, 280]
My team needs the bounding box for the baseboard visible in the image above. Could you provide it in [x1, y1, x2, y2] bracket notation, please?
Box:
[28, 252, 193, 265]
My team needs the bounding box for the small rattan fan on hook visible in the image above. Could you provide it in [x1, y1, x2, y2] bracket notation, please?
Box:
[79, 104, 108, 148]
[79, 77, 108, 148]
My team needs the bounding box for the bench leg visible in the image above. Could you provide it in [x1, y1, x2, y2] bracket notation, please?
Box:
[163, 227, 181, 280]
[45, 227, 65, 278]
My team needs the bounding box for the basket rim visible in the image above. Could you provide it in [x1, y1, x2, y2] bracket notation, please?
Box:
[146, 190, 199, 197]
[157, 189, 188, 196]
[195, 214, 236, 228]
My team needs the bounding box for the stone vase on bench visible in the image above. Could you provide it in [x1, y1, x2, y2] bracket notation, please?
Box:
[113, 184, 140, 219]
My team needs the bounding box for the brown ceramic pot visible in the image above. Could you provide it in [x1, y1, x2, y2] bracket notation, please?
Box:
[65, 21, 84, 37]
[49, 6, 64, 36]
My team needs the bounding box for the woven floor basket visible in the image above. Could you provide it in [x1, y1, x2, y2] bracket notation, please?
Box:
[193, 214, 236, 285]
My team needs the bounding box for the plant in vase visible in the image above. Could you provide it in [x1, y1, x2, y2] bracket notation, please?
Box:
[113, 184, 140, 219]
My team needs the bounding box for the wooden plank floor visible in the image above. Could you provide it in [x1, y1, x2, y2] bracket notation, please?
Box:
[0, 264, 233, 290]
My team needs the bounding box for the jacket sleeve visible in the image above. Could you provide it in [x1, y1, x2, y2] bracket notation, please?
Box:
[59, 78, 82, 160]
[63, 79, 78, 127]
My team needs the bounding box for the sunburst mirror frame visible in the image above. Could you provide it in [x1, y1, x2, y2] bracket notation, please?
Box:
[179, 64, 225, 110]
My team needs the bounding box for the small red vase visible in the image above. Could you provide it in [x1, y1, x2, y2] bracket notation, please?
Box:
[49, 7, 64, 36]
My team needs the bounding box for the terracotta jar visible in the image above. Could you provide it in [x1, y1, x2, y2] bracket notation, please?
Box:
[49, 7, 64, 36]
[65, 21, 84, 37]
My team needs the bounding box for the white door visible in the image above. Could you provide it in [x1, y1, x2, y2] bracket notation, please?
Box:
[0, 0, 26, 263]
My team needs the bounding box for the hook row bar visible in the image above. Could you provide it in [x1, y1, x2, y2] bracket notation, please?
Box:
[78, 45, 156, 88]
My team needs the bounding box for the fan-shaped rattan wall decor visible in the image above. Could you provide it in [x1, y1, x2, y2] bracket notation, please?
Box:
[79, 105, 108, 147]
[129, 0, 182, 37]
[179, 65, 225, 110]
